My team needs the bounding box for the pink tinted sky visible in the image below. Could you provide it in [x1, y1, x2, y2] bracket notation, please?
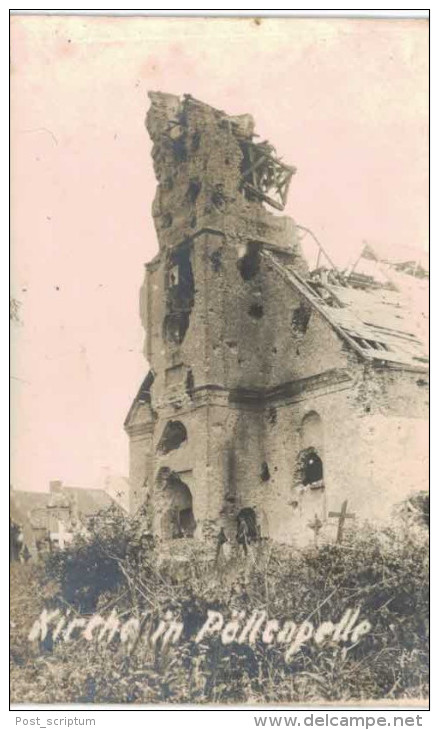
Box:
[10, 16, 428, 493]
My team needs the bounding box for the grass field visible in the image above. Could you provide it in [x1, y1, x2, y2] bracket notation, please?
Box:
[10, 501, 429, 705]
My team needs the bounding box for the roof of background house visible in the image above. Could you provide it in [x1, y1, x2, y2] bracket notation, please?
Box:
[62, 486, 117, 516]
[10, 490, 51, 529]
[10, 486, 120, 530]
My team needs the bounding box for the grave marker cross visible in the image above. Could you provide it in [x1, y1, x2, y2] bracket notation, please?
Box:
[307, 513, 323, 547]
[328, 499, 356, 543]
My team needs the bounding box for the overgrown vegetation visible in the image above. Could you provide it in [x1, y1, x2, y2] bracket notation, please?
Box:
[10, 495, 429, 705]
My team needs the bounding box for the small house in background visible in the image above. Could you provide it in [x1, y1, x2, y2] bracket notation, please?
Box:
[10, 479, 124, 558]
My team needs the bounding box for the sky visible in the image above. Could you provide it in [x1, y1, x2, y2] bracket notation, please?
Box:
[10, 16, 429, 493]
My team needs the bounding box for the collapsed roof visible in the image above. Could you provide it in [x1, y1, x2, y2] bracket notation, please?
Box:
[265, 248, 428, 372]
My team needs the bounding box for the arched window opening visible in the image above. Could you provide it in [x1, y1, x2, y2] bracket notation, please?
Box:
[158, 471, 196, 539]
[157, 421, 187, 455]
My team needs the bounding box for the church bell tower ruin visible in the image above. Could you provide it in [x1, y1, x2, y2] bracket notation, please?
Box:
[124, 92, 428, 548]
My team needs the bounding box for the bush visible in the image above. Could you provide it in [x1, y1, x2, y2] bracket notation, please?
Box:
[10, 497, 429, 705]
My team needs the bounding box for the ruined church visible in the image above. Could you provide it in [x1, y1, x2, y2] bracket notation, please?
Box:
[124, 92, 428, 547]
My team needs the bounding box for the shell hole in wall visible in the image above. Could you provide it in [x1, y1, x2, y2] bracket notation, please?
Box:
[260, 461, 270, 482]
[291, 301, 311, 335]
[157, 420, 187, 455]
[237, 243, 261, 281]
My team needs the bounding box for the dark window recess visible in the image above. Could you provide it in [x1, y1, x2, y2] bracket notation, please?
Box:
[297, 447, 324, 486]
[163, 245, 195, 345]
[303, 452, 323, 485]
[248, 302, 264, 319]
[291, 302, 312, 335]
[237, 243, 261, 281]
[191, 132, 201, 151]
[157, 421, 187, 455]
[260, 461, 270, 482]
